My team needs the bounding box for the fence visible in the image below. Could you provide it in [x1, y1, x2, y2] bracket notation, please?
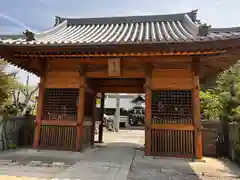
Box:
[228, 122, 240, 162]
[201, 120, 223, 157]
[0, 115, 230, 158]
[0, 115, 35, 150]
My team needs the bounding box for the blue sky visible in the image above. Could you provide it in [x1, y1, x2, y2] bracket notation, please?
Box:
[1, 0, 240, 85]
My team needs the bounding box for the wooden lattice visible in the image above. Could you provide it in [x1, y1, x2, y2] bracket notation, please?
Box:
[150, 90, 194, 157]
[150, 129, 194, 157]
[151, 90, 193, 124]
[42, 88, 79, 121]
[39, 125, 77, 150]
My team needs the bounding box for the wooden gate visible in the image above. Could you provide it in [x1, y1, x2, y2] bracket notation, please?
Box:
[150, 90, 195, 157]
[39, 88, 79, 150]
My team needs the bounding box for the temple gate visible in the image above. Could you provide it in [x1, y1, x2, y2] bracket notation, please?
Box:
[1, 10, 240, 159]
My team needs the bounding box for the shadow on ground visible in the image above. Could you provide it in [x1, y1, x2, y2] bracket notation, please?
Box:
[127, 149, 240, 180]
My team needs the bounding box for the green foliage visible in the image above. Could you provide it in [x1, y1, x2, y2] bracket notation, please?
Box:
[4, 103, 26, 115]
[0, 60, 16, 107]
[0, 60, 38, 116]
[200, 90, 222, 120]
[201, 61, 240, 122]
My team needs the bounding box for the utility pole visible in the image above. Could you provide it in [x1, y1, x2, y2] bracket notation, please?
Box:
[114, 93, 120, 132]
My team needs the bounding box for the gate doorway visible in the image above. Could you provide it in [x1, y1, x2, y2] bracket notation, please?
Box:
[91, 78, 146, 145]
[94, 93, 145, 147]
[91, 77, 200, 159]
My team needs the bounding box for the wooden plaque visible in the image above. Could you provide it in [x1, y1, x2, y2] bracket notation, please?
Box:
[108, 58, 121, 77]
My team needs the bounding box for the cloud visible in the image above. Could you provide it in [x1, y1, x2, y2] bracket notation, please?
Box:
[0, 14, 36, 32]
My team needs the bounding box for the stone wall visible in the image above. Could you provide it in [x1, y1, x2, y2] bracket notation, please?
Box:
[0, 116, 34, 150]
[201, 120, 223, 157]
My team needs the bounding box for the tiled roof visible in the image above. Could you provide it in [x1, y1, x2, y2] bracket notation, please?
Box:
[1, 10, 240, 46]
[208, 27, 240, 40]
[0, 34, 25, 44]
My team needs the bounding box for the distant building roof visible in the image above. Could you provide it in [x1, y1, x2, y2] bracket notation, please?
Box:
[131, 95, 145, 103]
[105, 94, 144, 110]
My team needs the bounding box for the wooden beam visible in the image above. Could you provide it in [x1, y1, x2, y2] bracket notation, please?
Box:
[78, 64, 88, 76]
[13, 50, 226, 58]
[144, 63, 152, 156]
[151, 124, 194, 131]
[192, 57, 200, 75]
[97, 86, 144, 93]
[94, 79, 145, 86]
[41, 120, 77, 126]
[191, 57, 203, 159]
[85, 84, 95, 94]
[85, 70, 145, 78]
[13, 56, 192, 65]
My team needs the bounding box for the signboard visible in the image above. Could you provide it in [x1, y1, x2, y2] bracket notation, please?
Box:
[108, 58, 121, 77]
[96, 98, 101, 108]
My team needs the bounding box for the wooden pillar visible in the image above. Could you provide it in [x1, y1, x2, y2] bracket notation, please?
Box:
[76, 75, 86, 151]
[33, 60, 46, 149]
[192, 58, 203, 159]
[91, 93, 96, 145]
[144, 64, 152, 156]
[33, 77, 45, 148]
[98, 93, 105, 143]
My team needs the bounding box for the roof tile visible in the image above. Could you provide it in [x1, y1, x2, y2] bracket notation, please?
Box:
[1, 10, 240, 46]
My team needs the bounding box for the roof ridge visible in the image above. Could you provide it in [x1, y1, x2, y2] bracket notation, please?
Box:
[209, 26, 240, 33]
[0, 34, 25, 40]
[35, 20, 67, 39]
[55, 10, 199, 25]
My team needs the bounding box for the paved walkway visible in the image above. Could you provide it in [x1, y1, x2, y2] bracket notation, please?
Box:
[54, 145, 134, 180]
[0, 129, 239, 179]
[128, 150, 240, 180]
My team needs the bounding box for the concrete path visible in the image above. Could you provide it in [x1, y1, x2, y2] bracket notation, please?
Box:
[54, 145, 135, 180]
[0, 162, 66, 179]
[0, 148, 98, 180]
[0, 129, 239, 179]
[127, 150, 240, 180]
[51, 129, 142, 180]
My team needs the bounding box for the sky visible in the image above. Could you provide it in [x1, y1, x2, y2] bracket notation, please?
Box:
[1, 0, 240, 85]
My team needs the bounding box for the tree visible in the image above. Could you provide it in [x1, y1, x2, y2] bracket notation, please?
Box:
[201, 61, 240, 156]
[201, 61, 240, 122]
[5, 73, 39, 116]
[200, 90, 222, 120]
[0, 60, 16, 108]
[0, 60, 18, 150]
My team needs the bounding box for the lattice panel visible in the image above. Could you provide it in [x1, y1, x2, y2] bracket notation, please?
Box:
[39, 125, 77, 150]
[42, 88, 79, 121]
[151, 90, 193, 124]
[151, 129, 194, 157]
